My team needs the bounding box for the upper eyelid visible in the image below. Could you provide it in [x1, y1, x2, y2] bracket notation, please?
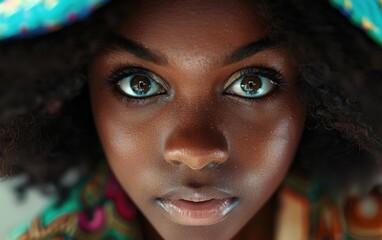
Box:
[107, 65, 284, 93]
[223, 67, 279, 89]
[107, 66, 170, 90]
[223, 70, 244, 89]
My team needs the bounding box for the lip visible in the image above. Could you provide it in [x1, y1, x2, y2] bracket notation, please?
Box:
[156, 187, 239, 226]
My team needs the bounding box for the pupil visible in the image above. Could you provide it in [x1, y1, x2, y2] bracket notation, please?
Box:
[131, 76, 151, 95]
[240, 76, 261, 94]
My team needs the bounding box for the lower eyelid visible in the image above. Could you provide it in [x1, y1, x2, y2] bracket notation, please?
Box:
[112, 89, 166, 106]
[224, 94, 259, 106]
[224, 91, 278, 106]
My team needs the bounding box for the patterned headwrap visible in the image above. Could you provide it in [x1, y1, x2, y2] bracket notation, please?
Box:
[329, 0, 382, 46]
[0, 0, 381, 45]
[0, 0, 109, 40]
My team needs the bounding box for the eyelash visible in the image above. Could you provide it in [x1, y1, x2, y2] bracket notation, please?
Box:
[223, 66, 287, 103]
[105, 65, 287, 105]
[105, 66, 168, 105]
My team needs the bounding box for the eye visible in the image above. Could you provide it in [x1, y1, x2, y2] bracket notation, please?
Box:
[116, 72, 166, 98]
[224, 68, 281, 99]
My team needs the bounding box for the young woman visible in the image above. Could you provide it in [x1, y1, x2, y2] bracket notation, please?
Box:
[1, 0, 381, 239]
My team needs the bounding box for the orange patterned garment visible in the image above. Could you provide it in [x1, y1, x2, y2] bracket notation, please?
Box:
[10, 168, 382, 240]
[276, 176, 382, 240]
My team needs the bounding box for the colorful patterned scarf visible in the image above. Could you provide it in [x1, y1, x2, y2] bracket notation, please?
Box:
[0, 0, 109, 40]
[329, 0, 382, 46]
[1, 0, 382, 45]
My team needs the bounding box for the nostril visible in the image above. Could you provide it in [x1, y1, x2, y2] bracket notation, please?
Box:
[167, 159, 183, 167]
[164, 149, 228, 170]
[184, 159, 215, 170]
[205, 161, 221, 169]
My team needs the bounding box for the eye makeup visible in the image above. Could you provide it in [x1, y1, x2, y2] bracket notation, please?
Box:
[104, 65, 287, 106]
[105, 66, 169, 105]
[223, 66, 287, 100]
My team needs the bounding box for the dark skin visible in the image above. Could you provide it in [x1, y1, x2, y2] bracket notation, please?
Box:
[89, 0, 306, 239]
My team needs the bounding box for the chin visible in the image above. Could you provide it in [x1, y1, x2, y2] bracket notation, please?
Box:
[156, 224, 242, 240]
[146, 207, 252, 240]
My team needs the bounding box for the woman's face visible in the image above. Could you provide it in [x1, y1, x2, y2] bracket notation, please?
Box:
[89, 0, 305, 239]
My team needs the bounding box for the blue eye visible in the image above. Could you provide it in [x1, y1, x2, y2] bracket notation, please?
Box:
[224, 68, 279, 98]
[117, 73, 166, 98]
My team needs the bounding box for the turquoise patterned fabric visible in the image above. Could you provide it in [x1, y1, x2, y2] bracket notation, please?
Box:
[329, 0, 382, 46]
[0, 0, 382, 44]
[0, 0, 109, 40]
[8, 165, 142, 239]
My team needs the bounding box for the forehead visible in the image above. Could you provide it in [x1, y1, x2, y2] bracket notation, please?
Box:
[119, 0, 267, 50]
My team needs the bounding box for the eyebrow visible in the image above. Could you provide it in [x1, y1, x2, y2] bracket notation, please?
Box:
[105, 34, 277, 66]
[224, 38, 278, 65]
[105, 34, 168, 65]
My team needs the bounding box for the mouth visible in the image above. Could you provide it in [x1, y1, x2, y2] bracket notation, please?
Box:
[156, 187, 239, 226]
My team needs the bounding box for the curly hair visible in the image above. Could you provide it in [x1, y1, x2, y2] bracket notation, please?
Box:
[1, 0, 381, 197]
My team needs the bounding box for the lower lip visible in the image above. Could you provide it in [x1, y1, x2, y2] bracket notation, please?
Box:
[156, 198, 239, 226]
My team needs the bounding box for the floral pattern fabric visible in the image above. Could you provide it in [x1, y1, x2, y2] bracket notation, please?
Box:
[8, 166, 141, 240]
[9, 167, 382, 240]
[277, 176, 382, 240]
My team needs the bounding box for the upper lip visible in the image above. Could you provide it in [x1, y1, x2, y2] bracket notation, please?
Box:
[158, 186, 236, 202]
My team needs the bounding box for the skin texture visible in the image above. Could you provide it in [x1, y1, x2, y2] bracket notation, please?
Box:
[89, 0, 306, 239]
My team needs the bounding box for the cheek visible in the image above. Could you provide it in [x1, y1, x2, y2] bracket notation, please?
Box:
[94, 112, 157, 176]
[225, 98, 305, 196]
[91, 101, 167, 201]
[90, 88, 144, 185]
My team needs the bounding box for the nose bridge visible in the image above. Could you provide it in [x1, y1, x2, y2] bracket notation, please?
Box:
[163, 102, 229, 170]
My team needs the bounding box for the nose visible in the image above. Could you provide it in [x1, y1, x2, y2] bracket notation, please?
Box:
[163, 124, 229, 170]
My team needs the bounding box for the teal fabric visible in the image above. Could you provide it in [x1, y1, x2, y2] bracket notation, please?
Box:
[329, 0, 382, 46]
[7, 167, 141, 239]
[1, 0, 382, 45]
[0, 0, 109, 40]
